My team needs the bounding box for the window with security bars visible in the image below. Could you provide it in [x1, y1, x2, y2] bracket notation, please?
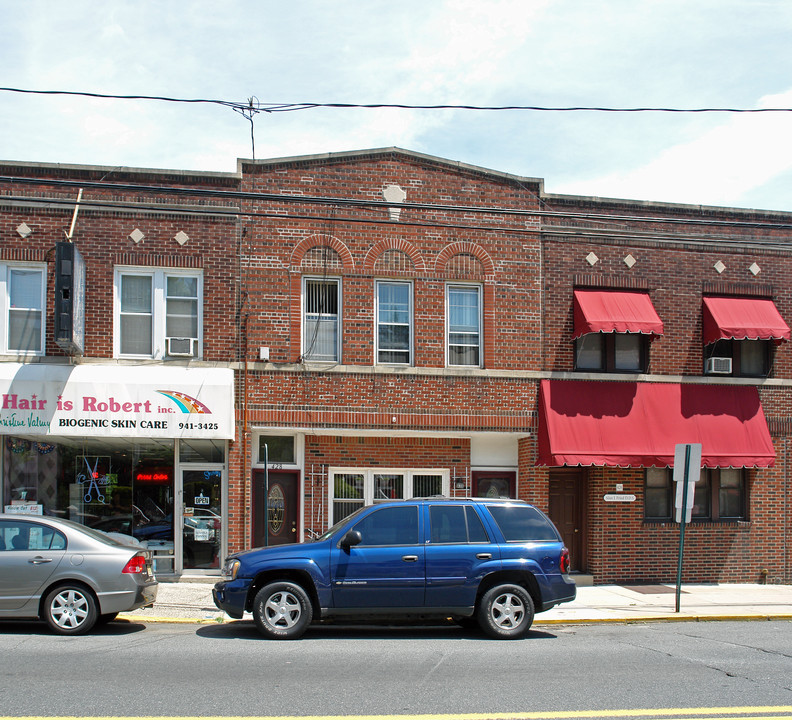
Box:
[447, 284, 481, 367]
[303, 278, 340, 361]
[115, 268, 201, 359]
[328, 468, 448, 524]
[2, 265, 45, 354]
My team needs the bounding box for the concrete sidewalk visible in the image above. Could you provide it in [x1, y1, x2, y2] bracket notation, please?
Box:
[119, 579, 792, 626]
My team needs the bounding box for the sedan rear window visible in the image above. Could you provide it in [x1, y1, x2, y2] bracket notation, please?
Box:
[487, 505, 560, 542]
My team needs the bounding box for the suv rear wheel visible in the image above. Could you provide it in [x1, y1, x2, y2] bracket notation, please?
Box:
[253, 581, 313, 640]
[478, 583, 534, 639]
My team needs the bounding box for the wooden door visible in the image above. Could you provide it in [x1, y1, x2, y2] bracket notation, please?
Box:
[252, 469, 299, 547]
[548, 469, 587, 572]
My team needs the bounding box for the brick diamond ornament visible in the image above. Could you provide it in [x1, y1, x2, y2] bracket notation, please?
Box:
[129, 228, 145, 244]
[749, 262, 761, 276]
[624, 254, 636, 268]
[16, 222, 32, 238]
[586, 252, 599, 266]
[714, 260, 726, 274]
[174, 231, 189, 246]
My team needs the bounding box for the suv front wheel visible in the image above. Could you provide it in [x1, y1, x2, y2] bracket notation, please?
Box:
[478, 583, 534, 639]
[253, 581, 313, 640]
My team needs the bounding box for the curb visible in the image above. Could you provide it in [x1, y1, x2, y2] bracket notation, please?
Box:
[535, 613, 792, 625]
[117, 613, 792, 626]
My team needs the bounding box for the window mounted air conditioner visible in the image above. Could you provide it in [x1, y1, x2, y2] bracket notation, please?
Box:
[706, 356, 732, 374]
[166, 337, 197, 357]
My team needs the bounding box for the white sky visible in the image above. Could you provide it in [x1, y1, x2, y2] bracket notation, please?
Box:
[3, 0, 792, 211]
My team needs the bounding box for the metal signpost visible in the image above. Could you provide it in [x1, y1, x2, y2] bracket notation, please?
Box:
[673, 442, 702, 612]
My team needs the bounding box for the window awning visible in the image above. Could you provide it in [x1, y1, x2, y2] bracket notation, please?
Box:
[537, 379, 775, 468]
[702, 296, 790, 345]
[573, 289, 664, 339]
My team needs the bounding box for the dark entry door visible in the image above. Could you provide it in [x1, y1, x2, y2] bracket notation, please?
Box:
[252, 469, 299, 547]
[548, 469, 586, 572]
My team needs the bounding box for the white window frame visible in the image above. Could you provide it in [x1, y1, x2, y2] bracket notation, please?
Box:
[302, 276, 341, 362]
[113, 267, 203, 360]
[327, 467, 450, 526]
[375, 280, 413, 365]
[0, 262, 46, 356]
[446, 283, 482, 368]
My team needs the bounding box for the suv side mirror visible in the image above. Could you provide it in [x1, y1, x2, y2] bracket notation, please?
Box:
[340, 530, 362, 549]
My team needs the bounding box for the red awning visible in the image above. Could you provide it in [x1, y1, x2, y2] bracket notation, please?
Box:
[537, 379, 775, 468]
[702, 296, 790, 345]
[573, 290, 664, 339]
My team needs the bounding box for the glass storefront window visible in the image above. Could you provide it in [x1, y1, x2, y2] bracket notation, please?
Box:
[2, 436, 175, 558]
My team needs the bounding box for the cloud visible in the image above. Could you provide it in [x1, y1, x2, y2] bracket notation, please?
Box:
[553, 90, 792, 209]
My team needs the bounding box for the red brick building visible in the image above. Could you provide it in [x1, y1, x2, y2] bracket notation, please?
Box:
[1, 149, 790, 584]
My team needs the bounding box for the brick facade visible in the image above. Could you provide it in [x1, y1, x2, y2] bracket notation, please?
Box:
[1, 150, 791, 583]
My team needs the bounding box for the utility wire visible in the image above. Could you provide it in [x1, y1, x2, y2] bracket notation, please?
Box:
[2, 87, 792, 114]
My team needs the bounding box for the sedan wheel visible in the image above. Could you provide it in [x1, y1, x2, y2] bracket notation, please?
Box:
[478, 583, 534, 639]
[43, 585, 98, 635]
[253, 582, 313, 640]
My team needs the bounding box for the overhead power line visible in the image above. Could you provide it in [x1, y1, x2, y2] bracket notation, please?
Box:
[1, 87, 791, 114]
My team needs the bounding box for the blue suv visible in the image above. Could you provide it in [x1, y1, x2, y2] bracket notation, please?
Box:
[213, 497, 575, 639]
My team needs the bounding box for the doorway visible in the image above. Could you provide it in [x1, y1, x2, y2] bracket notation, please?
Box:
[180, 468, 223, 571]
[252, 469, 300, 547]
[548, 469, 587, 572]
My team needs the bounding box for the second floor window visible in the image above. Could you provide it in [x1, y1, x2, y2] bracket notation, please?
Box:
[115, 268, 201, 359]
[704, 339, 769, 377]
[575, 332, 647, 372]
[303, 278, 340, 361]
[1, 264, 45, 355]
[447, 284, 482, 367]
[376, 281, 412, 364]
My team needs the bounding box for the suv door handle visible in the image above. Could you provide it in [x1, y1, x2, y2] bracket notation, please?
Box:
[29, 557, 53, 565]
[476, 553, 492, 559]
[402, 555, 418, 562]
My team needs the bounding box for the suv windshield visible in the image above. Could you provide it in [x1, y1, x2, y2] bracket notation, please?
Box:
[487, 504, 560, 542]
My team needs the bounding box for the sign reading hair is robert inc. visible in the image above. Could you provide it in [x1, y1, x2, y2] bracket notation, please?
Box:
[0, 363, 234, 440]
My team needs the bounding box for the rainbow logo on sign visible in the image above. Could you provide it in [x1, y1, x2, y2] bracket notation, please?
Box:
[156, 390, 212, 414]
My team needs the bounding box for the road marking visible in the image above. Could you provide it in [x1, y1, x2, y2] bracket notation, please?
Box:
[4, 709, 792, 720]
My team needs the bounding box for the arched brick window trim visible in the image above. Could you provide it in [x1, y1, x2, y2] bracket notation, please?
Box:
[436, 242, 495, 276]
[363, 238, 426, 273]
[291, 234, 354, 272]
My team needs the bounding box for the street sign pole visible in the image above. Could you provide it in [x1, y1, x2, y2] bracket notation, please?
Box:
[675, 444, 691, 613]
[673, 442, 702, 613]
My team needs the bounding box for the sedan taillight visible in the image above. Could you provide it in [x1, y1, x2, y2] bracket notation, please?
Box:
[123, 554, 147, 574]
[559, 547, 571, 574]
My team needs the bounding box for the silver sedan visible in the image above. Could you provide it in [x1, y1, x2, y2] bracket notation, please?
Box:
[0, 513, 157, 635]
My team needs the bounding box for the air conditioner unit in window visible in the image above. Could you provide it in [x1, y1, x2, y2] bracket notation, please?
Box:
[166, 337, 197, 358]
[706, 356, 732, 374]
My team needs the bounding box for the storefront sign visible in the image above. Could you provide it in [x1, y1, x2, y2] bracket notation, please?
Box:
[603, 494, 637, 502]
[0, 363, 234, 440]
[4, 504, 43, 515]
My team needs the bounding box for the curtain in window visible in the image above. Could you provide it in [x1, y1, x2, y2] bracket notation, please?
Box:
[120, 275, 152, 355]
[303, 280, 339, 361]
[377, 282, 410, 363]
[448, 286, 480, 366]
[8, 269, 42, 352]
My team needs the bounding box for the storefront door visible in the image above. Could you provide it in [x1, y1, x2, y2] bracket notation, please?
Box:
[180, 468, 223, 571]
[548, 469, 587, 572]
[252, 469, 299, 547]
